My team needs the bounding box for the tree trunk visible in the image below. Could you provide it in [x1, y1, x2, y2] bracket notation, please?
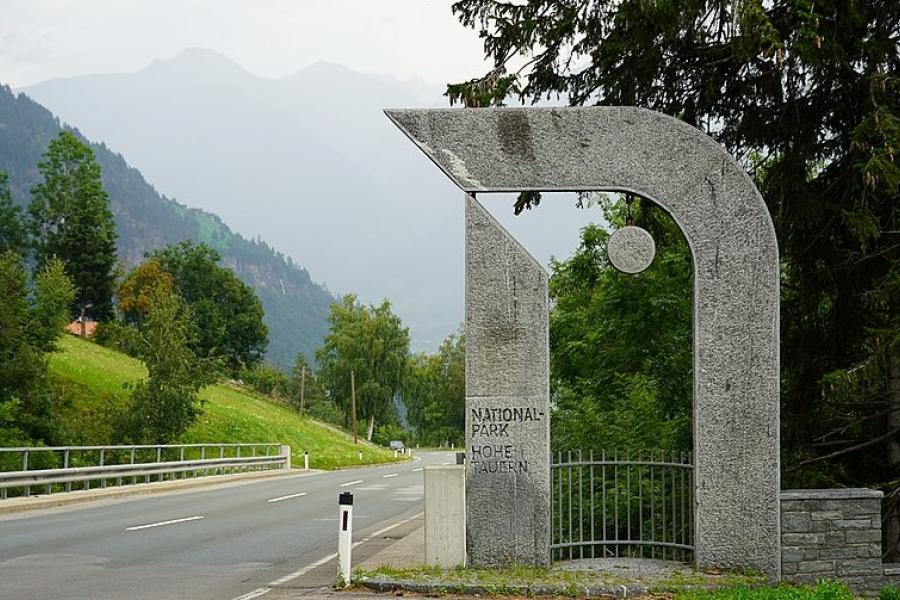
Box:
[886, 357, 900, 561]
[299, 366, 306, 413]
[366, 414, 375, 442]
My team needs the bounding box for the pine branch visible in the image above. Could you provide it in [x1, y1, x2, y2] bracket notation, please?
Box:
[812, 408, 893, 443]
[789, 426, 900, 471]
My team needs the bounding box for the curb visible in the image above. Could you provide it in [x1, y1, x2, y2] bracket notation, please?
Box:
[0, 468, 318, 515]
[358, 577, 652, 598]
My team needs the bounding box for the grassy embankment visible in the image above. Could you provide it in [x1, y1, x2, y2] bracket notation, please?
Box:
[48, 335, 401, 470]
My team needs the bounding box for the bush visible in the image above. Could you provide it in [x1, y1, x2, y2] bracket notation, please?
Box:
[242, 363, 291, 401]
[305, 396, 343, 427]
[93, 321, 143, 358]
[372, 422, 408, 447]
[118, 290, 214, 444]
[675, 581, 852, 600]
[880, 586, 900, 600]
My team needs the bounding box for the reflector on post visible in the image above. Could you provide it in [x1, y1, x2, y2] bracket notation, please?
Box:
[337, 491, 353, 587]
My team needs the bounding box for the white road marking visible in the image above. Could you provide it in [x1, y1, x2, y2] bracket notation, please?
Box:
[230, 511, 424, 600]
[267, 492, 307, 503]
[442, 461, 451, 465]
[412, 467, 423, 472]
[339, 479, 363, 487]
[232, 589, 272, 600]
[382, 473, 399, 478]
[126, 516, 204, 531]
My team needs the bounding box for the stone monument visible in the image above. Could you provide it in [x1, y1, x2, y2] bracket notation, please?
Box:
[387, 106, 780, 577]
[464, 194, 550, 566]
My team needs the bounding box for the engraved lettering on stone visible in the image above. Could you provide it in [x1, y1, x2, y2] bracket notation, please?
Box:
[469, 408, 545, 474]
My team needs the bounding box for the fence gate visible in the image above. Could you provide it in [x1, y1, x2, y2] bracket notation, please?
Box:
[551, 450, 694, 563]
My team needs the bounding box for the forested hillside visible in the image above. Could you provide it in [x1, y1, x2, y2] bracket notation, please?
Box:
[0, 85, 334, 367]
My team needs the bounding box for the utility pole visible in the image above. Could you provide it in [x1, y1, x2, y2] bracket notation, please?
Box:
[78, 303, 91, 338]
[299, 365, 306, 413]
[350, 369, 358, 445]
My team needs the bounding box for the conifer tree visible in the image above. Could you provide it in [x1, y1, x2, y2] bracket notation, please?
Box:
[0, 172, 26, 256]
[28, 131, 118, 320]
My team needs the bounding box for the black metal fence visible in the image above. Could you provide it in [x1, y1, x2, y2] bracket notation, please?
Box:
[551, 450, 694, 563]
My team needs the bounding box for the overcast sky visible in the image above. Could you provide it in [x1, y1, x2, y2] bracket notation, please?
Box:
[0, 0, 491, 88]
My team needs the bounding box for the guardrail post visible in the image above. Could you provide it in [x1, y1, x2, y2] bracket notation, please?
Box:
[279, 445, 291, 470]
[100, 448, 106, 488]
[156, 447, 162, 481]
[337, 492, 354, 587]
[64, 448, 70, 492]
[23, 450, 29, 497]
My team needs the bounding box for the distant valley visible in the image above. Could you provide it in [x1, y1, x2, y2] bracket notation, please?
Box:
[19, 49, 464, 351]
[0, 84, 334, 368]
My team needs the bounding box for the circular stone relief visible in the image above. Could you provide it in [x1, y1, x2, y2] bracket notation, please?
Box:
[607, 225, 656, 274]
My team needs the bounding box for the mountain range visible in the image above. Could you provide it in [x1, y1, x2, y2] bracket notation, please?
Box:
[0, 83, 334, 368]
[12, 49, 595, 356]
[18, 49, 465, 352]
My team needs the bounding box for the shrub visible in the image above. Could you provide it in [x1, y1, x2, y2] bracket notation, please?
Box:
[880, 586, 900, 600]
[93, 321, 142, 358]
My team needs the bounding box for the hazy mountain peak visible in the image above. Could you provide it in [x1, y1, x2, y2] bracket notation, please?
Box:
[280, 60, 376, 89]
[142, 47, 257, 82]
[289, 60, 356, 77]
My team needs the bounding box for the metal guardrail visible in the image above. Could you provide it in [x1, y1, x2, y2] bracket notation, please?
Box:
[551, 450, 694, 563]
[0, 443, 290, 499]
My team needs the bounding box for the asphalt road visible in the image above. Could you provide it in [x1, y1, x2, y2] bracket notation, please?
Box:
[0, 451, 455, 600]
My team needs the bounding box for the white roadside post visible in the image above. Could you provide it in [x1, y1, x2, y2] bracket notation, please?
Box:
[304, 451, 309, 470]
[337, 491, 354, 587]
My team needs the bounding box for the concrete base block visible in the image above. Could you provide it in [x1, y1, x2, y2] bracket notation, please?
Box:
[425, 465, 466, 568]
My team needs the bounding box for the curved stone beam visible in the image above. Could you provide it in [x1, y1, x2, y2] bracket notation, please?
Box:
[386, 106, 780, 577]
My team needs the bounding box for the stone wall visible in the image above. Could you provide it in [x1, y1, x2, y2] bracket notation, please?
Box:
[782, 489, 898, 594]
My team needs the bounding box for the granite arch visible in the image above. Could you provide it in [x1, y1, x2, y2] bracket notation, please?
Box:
[386, 106, 780, 577]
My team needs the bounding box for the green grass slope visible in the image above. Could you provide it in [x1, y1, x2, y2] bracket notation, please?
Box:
[48, 335, 400, 470]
